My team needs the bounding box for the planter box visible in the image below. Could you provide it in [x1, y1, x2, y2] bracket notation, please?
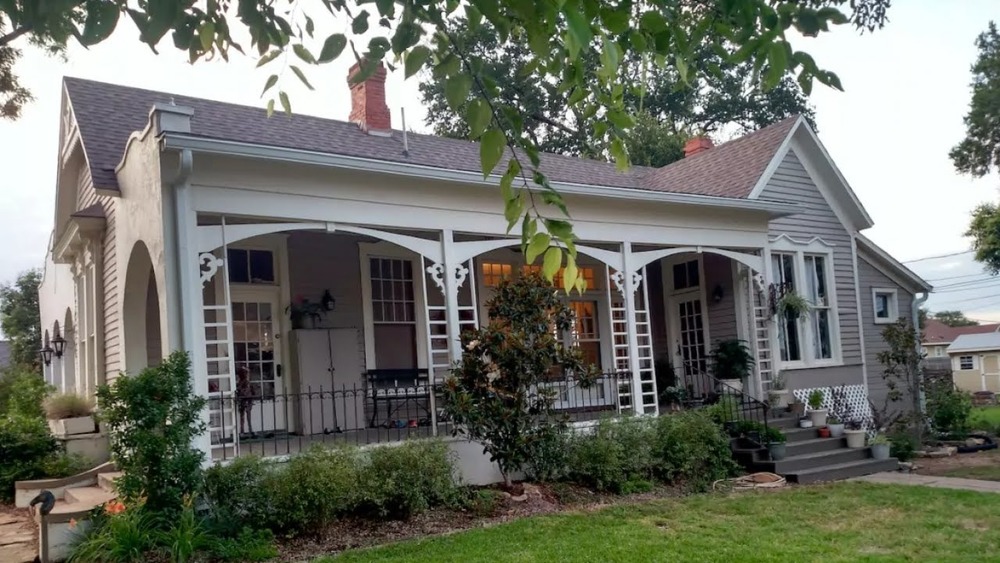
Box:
[769, 389, 790, 409]
[49, 415, 97, 437]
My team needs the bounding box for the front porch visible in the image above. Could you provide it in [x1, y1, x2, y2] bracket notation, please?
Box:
[180, 220, 776, 461]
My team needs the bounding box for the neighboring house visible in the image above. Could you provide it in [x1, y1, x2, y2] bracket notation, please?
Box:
[38, 65, 930, 468]
[922, 319, 1000, 370]
[948, 333, 1000, 393]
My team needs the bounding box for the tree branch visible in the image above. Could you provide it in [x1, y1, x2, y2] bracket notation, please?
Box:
[0, 25, 33, 48]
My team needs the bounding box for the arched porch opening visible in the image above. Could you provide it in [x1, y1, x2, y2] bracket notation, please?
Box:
[123, 241, 161, 374]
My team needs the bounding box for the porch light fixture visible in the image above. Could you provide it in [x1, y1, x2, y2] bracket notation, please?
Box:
[52, 330, 66, 359]
[712, 285, 724, 303]
[321, 289, 336, 312]
[39, 345, 54, 367]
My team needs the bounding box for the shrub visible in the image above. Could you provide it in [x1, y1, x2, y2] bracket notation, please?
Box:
[565, 417, 656, 493]
[523, 427, 569, 483]
[158, 497, 211, 563]
[462, 488, 505, 517]
[926, 383, 973, 435]
[69, 504, 159, 563]
[97, 351, 205, 516]
[0, 414, 58, 502]
[207, 528, 278, 561]
[358, 440, 461, 519]
[0, 369, 51, 419]
[268, 446, 361, 533]
[203, 456, 276, 534]
[888, 430, 918, 462]
[44, 392, 94, 420]
[651, 410, 737, 491]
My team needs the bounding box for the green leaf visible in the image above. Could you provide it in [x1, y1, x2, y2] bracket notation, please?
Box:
[504, 193, 523, 232]
[764, 41, 787, 90]
[445, 74, 473, 111]
[563, 256, 578, 293]
[352, 11, 370, 35]
[198, 22, 215, 52]
[600, 7, 630, 34]
[290, 65, 314, 90]
[525, 233, 551, 264]
[293, 43, 316, 64]
[609, 138, 629, 171]
[817, 7, 850, 25]
[279, 91, 291, 116]
[256, 50, 281, 68]
[404, 46, 431, 78]
[318, 34, 347, 63]
[80, 1, 121, 46]
[542, 247, 562, 281]
[261, 74, 278, 97]
[565, 7, 593, 54]
[266, 99, 275, 117]
[466, 98, 491, 139]
[480, 128, 506, 177]
[545, 219, 573, 241]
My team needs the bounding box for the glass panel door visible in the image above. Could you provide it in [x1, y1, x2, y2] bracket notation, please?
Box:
[232, 297, 286, 436]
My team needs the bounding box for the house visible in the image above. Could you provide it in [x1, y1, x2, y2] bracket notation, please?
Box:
[37, 64, 930, 471]
[922, 319, 1000, 371]
[947, 333, 1000, 393]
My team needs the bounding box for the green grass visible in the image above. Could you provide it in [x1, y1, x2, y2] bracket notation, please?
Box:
[319, 483, 1000, 562]
[936, 464, 1000, 482]
[970, 405, 1000, 430]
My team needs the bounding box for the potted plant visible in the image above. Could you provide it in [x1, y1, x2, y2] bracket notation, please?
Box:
[709, 339, 755, 394]
[817, 425, 831, 438]
[806, 389, 828, 427]
[870, 433, 891, 460]
[777, 291, 811, 320]
[287, 295, 325, 329]
[768, 372, 790, 409]
[44, 392, 96, 436]
[799, 416, 814, 428]
[660, 385, 688, 412]
[827, 413, 845, 438]
[790, 398, 806, 418]
[844, 418, 867, 448]
[764, 426, 787, 461]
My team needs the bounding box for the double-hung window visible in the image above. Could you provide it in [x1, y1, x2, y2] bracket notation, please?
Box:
[770, 243, 840, 367]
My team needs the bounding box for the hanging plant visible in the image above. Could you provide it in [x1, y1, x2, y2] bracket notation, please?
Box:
[777, 292, 811, 320]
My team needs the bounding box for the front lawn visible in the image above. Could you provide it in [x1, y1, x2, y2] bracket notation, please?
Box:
[321, 483, 1000, 562]
[971, 405, 1000, 430]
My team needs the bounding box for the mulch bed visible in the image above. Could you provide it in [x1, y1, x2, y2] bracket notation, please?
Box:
[276, 483, 687, 561]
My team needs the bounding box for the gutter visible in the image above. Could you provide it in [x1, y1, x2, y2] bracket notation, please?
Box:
[913, 292, 930, 417]
[160, 133, 801, 218]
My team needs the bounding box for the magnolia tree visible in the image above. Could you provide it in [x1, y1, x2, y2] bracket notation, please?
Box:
[873, 319, 924, 438]
[443, 273, 598, 488]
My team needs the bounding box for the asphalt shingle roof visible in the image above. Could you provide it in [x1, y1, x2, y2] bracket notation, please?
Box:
[947, 332, 1000, 353]
[923, 319, 1000, 345]
[63, 77, 798, 199]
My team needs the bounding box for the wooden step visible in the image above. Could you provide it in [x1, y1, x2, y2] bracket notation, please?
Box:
[786, 458, 899, 484]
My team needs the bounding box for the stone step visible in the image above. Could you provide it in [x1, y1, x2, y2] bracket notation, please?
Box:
[786, 458, 899, 484]
[785, 436, 847, 457]
[63, 486, 115, 507]
[98, 471, 122, 493]
[756, 447, 871, 473]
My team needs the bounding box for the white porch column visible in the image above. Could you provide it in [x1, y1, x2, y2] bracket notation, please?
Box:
[621, 242, 645, 413]
[174, 173, 212, 459]
[440, 230, 464, 364]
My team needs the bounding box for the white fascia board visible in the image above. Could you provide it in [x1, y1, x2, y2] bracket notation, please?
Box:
[161, 134, 801, 218]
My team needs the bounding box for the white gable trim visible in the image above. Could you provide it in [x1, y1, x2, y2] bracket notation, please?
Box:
[747, 119, 874, 232]
[768, 233, 836, 251]
[856, 234, 932, 293]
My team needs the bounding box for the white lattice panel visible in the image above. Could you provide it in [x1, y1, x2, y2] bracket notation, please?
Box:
[793, 384, 873, 428]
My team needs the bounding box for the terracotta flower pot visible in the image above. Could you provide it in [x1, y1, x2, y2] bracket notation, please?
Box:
[817, 426, 831, 438]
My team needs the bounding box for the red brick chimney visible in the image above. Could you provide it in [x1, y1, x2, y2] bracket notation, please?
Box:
[684, 136, 713, 157]
[348, 61, 391, 133]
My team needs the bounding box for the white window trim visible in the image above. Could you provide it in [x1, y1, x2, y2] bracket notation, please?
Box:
[359, 241, 429, 371]
[958, 355, 975, 371]
[768, 236, 842, 370]
[872, 287, 899, 325]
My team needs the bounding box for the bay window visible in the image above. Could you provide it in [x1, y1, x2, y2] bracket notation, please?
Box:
[770, 244, 840, 368]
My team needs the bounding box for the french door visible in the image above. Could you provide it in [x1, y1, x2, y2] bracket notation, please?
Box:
[231, 292, 287, 434]
[665, 258, 709, 398]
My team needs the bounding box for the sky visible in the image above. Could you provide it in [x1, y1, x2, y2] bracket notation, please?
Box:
[0, 1, 999, 320]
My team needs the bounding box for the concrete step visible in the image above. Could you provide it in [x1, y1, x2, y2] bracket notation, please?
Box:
[769, 417, 800, 430]
[785, 437, 846, 457]
[98, 471, 122, 493]
[756, 447, 871, 473]
[787, 458, 899, 484]
[783, 427, 825, 443]
[63, 485, 115, 507]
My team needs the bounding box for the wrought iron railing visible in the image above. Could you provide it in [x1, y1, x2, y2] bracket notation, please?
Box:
[707, 376, 770, 444]
[209, 371, 630, 461]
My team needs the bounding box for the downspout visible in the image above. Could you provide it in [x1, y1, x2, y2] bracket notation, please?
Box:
[912, 292, 930, 417]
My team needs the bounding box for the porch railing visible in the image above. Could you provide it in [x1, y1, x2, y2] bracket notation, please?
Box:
[660, 361, 770, 442]
[209, 370, 631, 461]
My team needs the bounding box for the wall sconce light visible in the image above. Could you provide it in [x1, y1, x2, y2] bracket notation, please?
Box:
[321, 289, 336, 312]
[712, 285, 724, 303]
[39, 345, 54, 367]
[52, 329, 66, 359]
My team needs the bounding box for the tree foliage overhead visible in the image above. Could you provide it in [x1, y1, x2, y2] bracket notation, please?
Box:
[1, 0, 890, 288]
[0, 269, 41, 370]
[931, 310, 979, 328]
[419, 17, 815, 167]
[951, 21, 1000, 179]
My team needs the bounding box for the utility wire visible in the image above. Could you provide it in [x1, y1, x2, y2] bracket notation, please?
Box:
[926, 272, 993, 283]
[902, 250, 974, 264]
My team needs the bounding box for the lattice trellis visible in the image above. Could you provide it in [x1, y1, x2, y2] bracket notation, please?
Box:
[793, 384, 873, 428]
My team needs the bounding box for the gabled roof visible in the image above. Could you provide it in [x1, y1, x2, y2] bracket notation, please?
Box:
[924, 319, 1000, 346]
[61, 77, 810, 203]
[856, 234, 932, 293]
[947, 332, 1000, 354]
